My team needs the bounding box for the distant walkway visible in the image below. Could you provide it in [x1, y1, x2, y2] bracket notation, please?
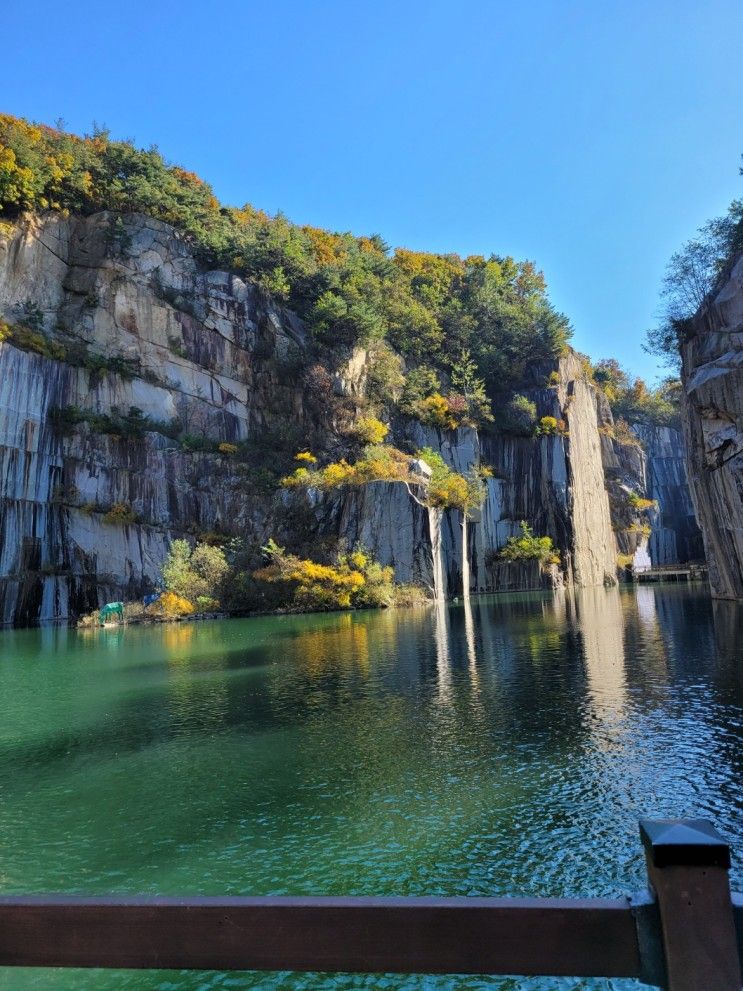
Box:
[635, 562, 708, 583]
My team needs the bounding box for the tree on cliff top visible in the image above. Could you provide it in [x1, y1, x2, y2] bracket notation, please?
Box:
[646, 158, 743, 366]
[0, 113, 570, 408]
[593, 359, 680, 427]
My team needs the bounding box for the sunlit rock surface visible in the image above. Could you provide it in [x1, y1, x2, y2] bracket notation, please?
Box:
[0, 213, 309, 623]
[333, 352, 617, 594]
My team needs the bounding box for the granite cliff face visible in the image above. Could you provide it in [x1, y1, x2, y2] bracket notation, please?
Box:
[598, 410, 700, 573]
[681, 253, 743, 598]
[0, 212, 700, 622]
[0, 212, 316, 623]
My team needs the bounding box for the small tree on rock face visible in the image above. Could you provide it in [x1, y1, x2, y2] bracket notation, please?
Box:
[503, 394, 538, 435]
[282, 444, 473, 602]
[354, 416, 389, 445]
[449, 349, 494, 425]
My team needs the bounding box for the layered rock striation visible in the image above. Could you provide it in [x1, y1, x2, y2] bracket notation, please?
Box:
[0, 212, 312, 623]
[631, 424, 703, 566]
[326, 352, 617, 595]
[681, 253, 743, 598]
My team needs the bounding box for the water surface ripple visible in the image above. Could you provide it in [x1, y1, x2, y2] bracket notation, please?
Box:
[0, 584, 741, 990]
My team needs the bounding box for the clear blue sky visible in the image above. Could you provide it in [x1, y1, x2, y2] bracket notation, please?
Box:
[5, 0, 743, 379]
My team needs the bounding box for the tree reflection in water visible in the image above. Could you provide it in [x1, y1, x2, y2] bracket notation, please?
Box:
[433, 600, 452, 704]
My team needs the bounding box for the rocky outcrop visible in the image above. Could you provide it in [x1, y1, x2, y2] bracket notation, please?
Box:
[557, 354, 618, 586]
[599, 406, 650, 571]
[596, 387, 701, 573]
[681, 253, 743, 599]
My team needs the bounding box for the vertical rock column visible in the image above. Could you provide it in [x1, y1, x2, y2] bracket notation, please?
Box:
[562, 365, 617, 586]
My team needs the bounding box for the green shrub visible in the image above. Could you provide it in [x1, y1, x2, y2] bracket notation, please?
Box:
[168, 335, 187, 358]
[353, 416, 389, 445]
[50, 405, 158, 440]
[366, 342, 405, 404]
[400, 366, 441, 414]
[151, 591, 194, 617]
[498, 521, 560, 565]
[0, 319, 66, 360]
[627, 491, 656, 512]
[0, 318, 162, 386]
[537, 415, 559, 435]
[502, 394, 538, 435]
[613, 418, 643, 447]
[391, 584, 430, 607]
[342, 547, 395, 608]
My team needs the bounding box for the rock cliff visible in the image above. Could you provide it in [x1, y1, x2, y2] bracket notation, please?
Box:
[681, 253, 743, 598]
[320, 352, 617, 595]
[0, 212, 315, 623]
[0, 211, 701, 622]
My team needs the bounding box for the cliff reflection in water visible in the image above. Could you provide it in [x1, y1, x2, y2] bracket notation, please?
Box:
[571, 586, 628, 731]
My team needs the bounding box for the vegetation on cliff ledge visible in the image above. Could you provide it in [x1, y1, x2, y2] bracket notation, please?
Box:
[497, 522, 560, 566]
[79, 536, 426, 624]
[592, 359, 681, 428]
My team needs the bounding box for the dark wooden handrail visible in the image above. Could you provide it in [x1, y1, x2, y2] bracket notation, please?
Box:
[0, 895, 640, 976]
[0, 820, 740, 990]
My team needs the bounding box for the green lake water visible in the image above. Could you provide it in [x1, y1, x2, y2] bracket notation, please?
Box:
[0, 584, 741, 990]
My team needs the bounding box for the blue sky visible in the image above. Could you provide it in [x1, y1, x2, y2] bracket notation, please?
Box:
[5, 0, 742, 379]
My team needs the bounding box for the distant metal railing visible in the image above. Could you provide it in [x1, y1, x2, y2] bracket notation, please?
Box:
[0, 820, 740, 990]
[634, 563, 709, 584]
[640, 562, 707, 573]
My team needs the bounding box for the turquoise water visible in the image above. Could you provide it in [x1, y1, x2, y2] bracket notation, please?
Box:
[0, 584, 741, 990]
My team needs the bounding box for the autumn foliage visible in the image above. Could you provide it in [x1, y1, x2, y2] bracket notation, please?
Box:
[253, 539, 395, 610]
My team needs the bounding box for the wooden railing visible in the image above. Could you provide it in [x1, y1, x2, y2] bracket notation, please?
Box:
[0, 820, 740, 990]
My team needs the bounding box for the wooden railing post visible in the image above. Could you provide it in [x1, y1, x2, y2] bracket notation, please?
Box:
[640, 819, 742, 991]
